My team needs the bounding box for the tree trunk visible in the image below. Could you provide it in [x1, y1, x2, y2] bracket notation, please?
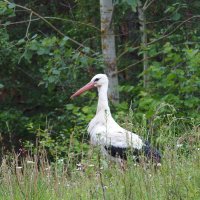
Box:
[138, 1, 149, 88]
[100, 0, 119, 103]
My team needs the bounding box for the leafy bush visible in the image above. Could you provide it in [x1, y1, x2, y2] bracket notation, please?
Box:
[0, 0, 200, 163]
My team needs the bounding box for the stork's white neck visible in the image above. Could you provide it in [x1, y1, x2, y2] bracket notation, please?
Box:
[96, 84, 110, 114]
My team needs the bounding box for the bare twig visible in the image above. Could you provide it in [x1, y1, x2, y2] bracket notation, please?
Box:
[143, 0, 149, 9]
[76, 36, 97, 52]
[4, 0, 96, 52]
[0, 16, 100, 31]
[148, 15, 200, 46]
[146, 18, 172, 24]
[143, 0, 155, 10]
[25, 11, 32, 40]
[116, 15, 200, 62]
[115, 13, 200, 75]
[115, 51, 163, 74]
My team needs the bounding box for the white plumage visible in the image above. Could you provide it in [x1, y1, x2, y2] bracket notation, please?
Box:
[71, 74, 161, 163]
[88, 105, 143, 149]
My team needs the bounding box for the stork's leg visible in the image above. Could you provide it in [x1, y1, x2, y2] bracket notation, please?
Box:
[118, 158, 127, 171]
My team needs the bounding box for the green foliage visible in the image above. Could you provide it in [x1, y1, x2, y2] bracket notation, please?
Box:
[0, 1, 15, 17]
[20, 100, 97, 161]
[0, 140, 200, 199]
[0, 109, 30, 156]
[0, 0, 200, 163]
[137, 44, 200, 119]
[114, 0, 139, 12]
[0, 29, 18, 66]
[19, 35, 104, 90]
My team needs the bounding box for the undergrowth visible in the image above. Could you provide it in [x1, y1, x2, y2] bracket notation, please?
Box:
[0, 141, 200, 199]
[0, 111, 199, 200]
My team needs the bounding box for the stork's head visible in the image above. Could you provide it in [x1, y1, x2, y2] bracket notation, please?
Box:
[91, 74, 108, 87]
[70, 74, 108, 99]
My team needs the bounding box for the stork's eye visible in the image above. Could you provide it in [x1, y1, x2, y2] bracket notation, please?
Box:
[94, 78, 100, 82]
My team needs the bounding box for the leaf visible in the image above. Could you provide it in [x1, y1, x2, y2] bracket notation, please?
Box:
[82, 106, 90, 113]
[139, 91, 148, 97]
[121, 0, 138, 12]
[127, 0, 138, 12]
[0, 83, 4, 89]
[63, 36, 69, 41]
[4, 21, 11, 26]
[31, 34, 38, 39]
[17, 38, 25, 45]
[114, 0, 138, 12]
[164, 6, 174, 14]
[167, 73, 176, 81]
[171, 12, 181, 21]
[60, 37, 69, 47]
[65, 104, 74, 110]
[52, 69, 60, 75]
[127, 47, 137, 52]
[29, 40, 39, 51]
[37, 47, 50, 55]
[82, 47, 90, 53]
[8, 3, 16, 9]
[48, 76, 56, 83]
[23, 50, 33, 62]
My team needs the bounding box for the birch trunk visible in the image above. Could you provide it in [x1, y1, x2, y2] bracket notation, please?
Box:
[100, 0, 119, 103]
[138, 1, 148, 88]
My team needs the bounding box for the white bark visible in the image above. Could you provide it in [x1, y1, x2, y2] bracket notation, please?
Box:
[100, 0, 119, 103]
[138, 1, 148, 88]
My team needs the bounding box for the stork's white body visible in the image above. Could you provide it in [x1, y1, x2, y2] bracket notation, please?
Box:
[71, 74, 161, 163]
[86, 75, 143, 157]
[88, 111, 143, 149]
[88, 98, 143, 150]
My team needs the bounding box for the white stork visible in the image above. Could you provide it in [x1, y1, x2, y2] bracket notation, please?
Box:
[71, 74, 161, 164]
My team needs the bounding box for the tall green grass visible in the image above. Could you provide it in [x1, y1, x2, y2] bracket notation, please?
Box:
[0, 112, 200, 200]
[0, 146, 200, 200]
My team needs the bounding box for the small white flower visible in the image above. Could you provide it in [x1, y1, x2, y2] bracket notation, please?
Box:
[157, 163, 162, 167]
[176, 144, 183, 148]
[76, 163, 82, 167]
[27, 161, 35, 164]
[57, 159, 64, 164]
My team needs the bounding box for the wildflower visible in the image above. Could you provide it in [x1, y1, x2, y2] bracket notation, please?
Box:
[176, 143, 183, 148]
[157, 163, 162, 167]
[103, 185, 108, 189]
[76, 163, 85, 171]
[27, 161, 35, 164]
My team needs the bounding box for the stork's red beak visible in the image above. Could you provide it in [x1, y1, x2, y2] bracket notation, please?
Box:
[70, 82, 95, 99]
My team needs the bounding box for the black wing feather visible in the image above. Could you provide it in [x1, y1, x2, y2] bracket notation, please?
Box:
[104, 141, 161, 163]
